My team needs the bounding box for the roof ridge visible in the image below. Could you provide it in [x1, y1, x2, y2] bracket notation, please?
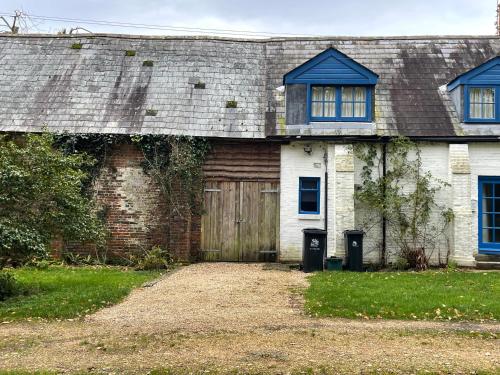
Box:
[0, 32, 499, 42]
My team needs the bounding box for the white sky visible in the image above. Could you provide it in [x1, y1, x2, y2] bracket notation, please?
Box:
[1, 0, 498, 37]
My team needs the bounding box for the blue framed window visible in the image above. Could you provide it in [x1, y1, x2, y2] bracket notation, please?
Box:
[478, 176, 500, 253]
[309, 85, 372, 122]
[299, 177, 320, 214]
[464, 86, 500, 123]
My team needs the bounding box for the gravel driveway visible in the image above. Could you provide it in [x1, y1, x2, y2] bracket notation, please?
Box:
[1, 263, 499, 374]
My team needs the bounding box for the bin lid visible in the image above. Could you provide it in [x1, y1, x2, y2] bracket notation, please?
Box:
[343, 229, 364, 235]
[302, 228, 326, 234]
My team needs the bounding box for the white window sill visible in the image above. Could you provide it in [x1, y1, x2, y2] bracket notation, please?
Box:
[297, 214, 322, 220]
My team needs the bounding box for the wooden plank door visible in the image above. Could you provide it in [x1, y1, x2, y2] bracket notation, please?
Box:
[239, 182, 280, 262]
[200, 181, 279, 261]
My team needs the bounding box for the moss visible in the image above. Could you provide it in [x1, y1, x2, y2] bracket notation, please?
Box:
[145, 109, 158, 116]
[226, 100, 237, 108]
[277, 116, 286, 135]
[125, 50, 136, 57]
[143, 60, 154, 67]
[70, 43, 82, 50]
[194, 82, 206, 89]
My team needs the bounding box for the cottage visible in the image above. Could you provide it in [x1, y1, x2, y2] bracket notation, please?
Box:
[1, 33, 500, 267]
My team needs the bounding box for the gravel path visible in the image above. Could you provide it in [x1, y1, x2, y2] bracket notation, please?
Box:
[1, 263, 499, 374]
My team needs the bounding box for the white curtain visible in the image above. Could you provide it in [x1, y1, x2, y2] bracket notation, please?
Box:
[342, 87, 366, 118]
[470, 88, 494, 119]
[324, 87, 335, 117]
[483, 88, 495, 119]
[311, 86, 323, 117]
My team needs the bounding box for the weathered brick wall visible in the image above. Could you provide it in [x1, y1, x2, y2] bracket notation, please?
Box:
[65, 142, 198, 262]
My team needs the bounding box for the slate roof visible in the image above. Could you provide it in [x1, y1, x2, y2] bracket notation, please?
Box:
[1, 33, 500, 137]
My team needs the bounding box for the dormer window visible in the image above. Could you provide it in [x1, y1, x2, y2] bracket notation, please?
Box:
[310, 85, 370, 121]
[284, 48, 378, 126]
[448, 56, 500, 124]
[466, 87, 496, 121]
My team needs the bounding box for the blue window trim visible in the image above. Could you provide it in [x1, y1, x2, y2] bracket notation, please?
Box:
[299, 177, 320, 215]
[464, 85, 500, 123]
[307, 84, 372, 123]
[478, 176, 500, 254]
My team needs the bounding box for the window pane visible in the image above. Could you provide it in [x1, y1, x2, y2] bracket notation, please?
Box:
[484, 88, 495, 103]
[495, 229, 500, 242]
[324, 102, 335, 117]
[301, 191, 318, 212]
[354, 87, 366, 101]
[342, 102, 353, 117]
[494, 214, 500, 227]
[483, 183, 493, 197]
[312, 102, 323, 117]
[484, 103, 495, 119]
[494, 184, 500, 197]
[469, 88, 481, 103]
[470, 103, 482, 118]
[301, 179, 318, 190]
[483, 198, 494, 212]
[354, 102, 366, 118]
[324, 87, 335, 101]
[483, 228, 493, 242]
[483, 214, 494, 228]
[312, 86, 323, 101]
[342, 87, 353, 101]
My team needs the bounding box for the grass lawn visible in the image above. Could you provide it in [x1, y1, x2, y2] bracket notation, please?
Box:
[0, 266, 160, 321]
[305, 270, 500, 321]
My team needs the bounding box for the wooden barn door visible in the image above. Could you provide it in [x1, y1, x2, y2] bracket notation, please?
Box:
[200, 181, 279, 261]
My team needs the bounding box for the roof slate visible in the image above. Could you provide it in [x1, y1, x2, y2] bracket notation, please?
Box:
[1, 34, 500, 137]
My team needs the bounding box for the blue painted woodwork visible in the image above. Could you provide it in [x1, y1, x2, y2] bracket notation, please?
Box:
[478, 176, 500, 254]
[299, 177, 320, 215]
[307, 85, 372, 122]
[463, 85, 500, 123]
[448, 57, 500, 91]
[284, 48, 378, 85]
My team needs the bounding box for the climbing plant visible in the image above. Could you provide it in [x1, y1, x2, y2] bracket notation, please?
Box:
[354, 137, 454, 270]
[131, 135, 211, 217]
[54, 133, 211, 217]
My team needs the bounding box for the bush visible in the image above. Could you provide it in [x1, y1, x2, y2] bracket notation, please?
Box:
[0, 133, 106, 267]
[0, 271, 18, 301]
[133, 246, 172, 271]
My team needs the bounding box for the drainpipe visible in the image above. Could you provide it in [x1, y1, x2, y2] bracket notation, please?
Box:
[381, 142, 387, 266]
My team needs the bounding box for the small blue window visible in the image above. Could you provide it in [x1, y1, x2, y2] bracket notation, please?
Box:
[309, 85, 371, 122]
[478, 176, 500, 254]
[299, 177, 320, 214]
[465, 86, 499, 122]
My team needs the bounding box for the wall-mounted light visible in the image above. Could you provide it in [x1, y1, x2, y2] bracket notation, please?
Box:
[304, 145, 312, 155]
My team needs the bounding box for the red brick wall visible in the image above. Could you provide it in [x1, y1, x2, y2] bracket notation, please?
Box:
[65, 142, 198, 262]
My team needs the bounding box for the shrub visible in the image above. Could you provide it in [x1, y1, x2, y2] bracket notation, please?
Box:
[0, 271, 18, 301]
[0, 133, 106, 268]
[134, 246, 172, 271]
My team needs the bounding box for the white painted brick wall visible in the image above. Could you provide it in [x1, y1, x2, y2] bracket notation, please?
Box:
[469, 143, 500, 257]
[280, 141, 498, 266]
[280, 142, 327, 261]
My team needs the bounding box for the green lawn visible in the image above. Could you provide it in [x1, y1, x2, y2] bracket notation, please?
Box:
[304, 270, 500, 321]
[0, 266, 159, 321]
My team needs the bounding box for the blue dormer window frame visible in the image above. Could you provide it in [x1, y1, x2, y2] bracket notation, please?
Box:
[447, 56, 500, 124]
[307, 84, 373, 122]
[463, 85, 500, 123]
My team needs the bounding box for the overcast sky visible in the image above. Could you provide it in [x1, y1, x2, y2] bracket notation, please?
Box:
[1, 0, 499, 37]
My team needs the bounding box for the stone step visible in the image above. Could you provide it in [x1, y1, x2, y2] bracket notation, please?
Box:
[476, 261, 500, 270]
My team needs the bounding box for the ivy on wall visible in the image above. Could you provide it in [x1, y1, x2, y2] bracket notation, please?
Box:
[54, 133, 211, 217]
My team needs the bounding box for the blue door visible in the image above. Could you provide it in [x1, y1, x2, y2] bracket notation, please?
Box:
[478, 176, 500, 254]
